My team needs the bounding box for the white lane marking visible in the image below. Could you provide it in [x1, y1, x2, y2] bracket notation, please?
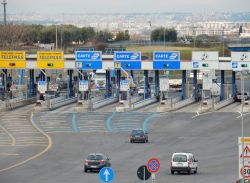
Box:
[236, 112, 250, 119]
[192, 111, 200, 119]
[0, 153, 19, 156]
[0, 125, 16, 146]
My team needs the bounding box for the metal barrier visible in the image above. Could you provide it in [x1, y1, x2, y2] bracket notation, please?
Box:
[131, 96, 144, 103]
[49, 97, 77, 110]
[165, 96, 182, 106]
[91, 95, 105, 103]
[173, 97, 196, 110]
[92, 97, 118, 109]
[214, 98, 234, 111]
[4, 96, 36, 110]
[132, 97, 158, 109]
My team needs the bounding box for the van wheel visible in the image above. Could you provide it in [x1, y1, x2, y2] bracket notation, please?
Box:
[84, 169, 88, 173]
[171, 170, 174, 175]
[194, 168, 197, 174]
[187, 169, 191, 175]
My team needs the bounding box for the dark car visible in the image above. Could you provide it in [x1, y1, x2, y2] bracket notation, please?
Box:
[130, 129, 148, 143]
[84, 153, 111, 173]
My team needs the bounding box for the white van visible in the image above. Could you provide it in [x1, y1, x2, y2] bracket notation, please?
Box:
[170, 152, 198, 175]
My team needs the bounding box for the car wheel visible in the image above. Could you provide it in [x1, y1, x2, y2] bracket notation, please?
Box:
[187, 169, 191, 175]
[84, 169, 88, 173]
[130, 140, 133, 143]
[171, 170, 174, 175]
[177, 171, 180, 174]
[194, 168, 197, 174]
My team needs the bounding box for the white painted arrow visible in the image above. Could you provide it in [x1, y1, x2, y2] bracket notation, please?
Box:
[104, 169, 110, 182]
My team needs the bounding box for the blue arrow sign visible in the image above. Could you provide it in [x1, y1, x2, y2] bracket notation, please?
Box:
[153, 51, 180, 61]
[192, 61, 199, 69]
[232, 62, 238, 69]
[114, 51, 141, 61]
[99, 167, 114, 182]
[75, 51, 102, 61]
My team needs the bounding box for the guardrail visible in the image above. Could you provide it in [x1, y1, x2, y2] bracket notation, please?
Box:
[165, 96, 182, 106]
[131, 96, 144, 103]
[91, 95, 105, 103]
[92, 97, 118, 109]
[132, 97, 158, 109]
[173, 97, 196, 110]
[4, 96, 36, 110]
[214, 98, 234, 111]
[49, 97, 77, 110]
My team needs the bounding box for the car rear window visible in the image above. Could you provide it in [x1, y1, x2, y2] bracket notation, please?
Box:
[87, 155, 103, 160]
[132, 130, 144, 135]
[173, 155, 187, 162]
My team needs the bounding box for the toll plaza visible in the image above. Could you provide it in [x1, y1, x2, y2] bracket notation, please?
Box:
[0, 49, 249, 113]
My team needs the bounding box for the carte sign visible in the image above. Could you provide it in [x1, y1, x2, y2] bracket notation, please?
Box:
[37, 51, 64, 69]
[239, 137, 250, 179]
[153, 51, 180, 61]
[114, 51, 141, 61]
[75, 51, 102, 61]
[0, 51, 26, 68]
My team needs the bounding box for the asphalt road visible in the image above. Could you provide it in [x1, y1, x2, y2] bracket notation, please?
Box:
[1, 111, 249, 183]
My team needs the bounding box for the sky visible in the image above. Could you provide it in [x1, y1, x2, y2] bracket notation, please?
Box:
[6, 0, 250, 14]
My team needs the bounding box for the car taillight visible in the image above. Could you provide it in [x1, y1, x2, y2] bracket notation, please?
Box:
[84, 160, 88, 165]
[100, 160, 105, 165]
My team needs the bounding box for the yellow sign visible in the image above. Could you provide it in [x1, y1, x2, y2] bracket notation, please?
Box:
[37, 51, 64, 69]
[37, 51, 64, 62]
[0, 51, 26, 68]
[240, 137, 250, 143]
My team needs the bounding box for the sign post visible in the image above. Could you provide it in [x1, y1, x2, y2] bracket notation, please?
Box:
[147, 157, 161, 182]
[137, 165, 151, 182]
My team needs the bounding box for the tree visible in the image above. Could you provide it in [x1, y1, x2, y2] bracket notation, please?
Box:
[150, 27, 177, 42]
[95, 31, 113, 43]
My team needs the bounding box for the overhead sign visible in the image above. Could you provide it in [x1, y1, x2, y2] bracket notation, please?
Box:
[232, 52, 250, 62]
[99, 167, 115, 183]
[159, 78, 169, 91]
[75, 51, 102, 61]
[120, 80, 130, 91]
[79, 80, 89, 92]
[192, 51, 219, 61]
[114, 51, 141, 61]
[137, 165, 151, 181]
[0, 51, 26, 68]
[153, 51, 180, 61]
[37, 81, 47, 94]
[239, 137, 250, 179]
[147, 158, 161, 173]
[37, 51, 64, 69]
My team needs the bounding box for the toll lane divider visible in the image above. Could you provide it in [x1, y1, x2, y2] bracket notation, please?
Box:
[92, 97, 118, 109]
[132, 97, 158, 109]
[143, 112, 157, 132]
[172, 97, 196, 110]
[106, 110, 116, 132]
[1, 96, 36, 111]
[72, 112, 80, 133]
[49, 97, 77, 110]
[214, 97, 234, 110]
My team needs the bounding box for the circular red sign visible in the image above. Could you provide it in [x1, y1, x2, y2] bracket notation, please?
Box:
[147, 157, 160, 173]
[241, 165, 250, 178]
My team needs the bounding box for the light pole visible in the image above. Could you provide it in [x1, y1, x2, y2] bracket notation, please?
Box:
[222, 26, 225, 57]
[164, 27, 166, 48]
